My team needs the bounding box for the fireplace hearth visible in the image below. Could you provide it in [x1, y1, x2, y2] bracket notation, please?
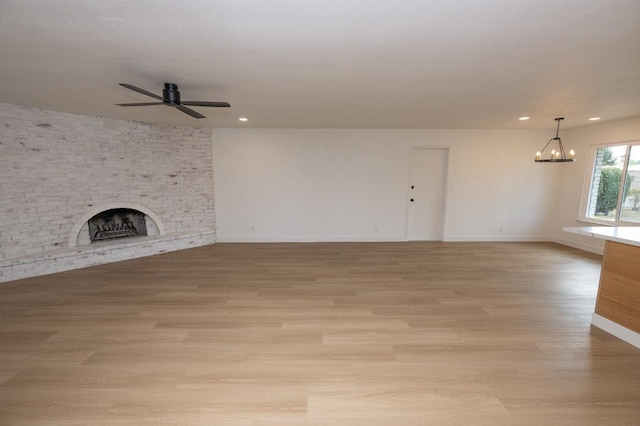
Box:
[88, 208, 148, 243]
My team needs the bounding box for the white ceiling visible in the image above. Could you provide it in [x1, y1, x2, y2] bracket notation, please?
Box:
[1, 0, 639, 130]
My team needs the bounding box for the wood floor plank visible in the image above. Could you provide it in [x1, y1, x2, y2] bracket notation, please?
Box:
[1, 242, 639, 424]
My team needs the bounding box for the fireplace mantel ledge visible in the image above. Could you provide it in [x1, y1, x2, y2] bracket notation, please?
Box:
[0, 231, 216, 268]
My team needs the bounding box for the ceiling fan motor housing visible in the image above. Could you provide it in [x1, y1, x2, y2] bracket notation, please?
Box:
[162, 83, 180, 104]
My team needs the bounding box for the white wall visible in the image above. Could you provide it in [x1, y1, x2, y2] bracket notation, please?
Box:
[212, 128, 559, 242]
[554, 116, 640, 253]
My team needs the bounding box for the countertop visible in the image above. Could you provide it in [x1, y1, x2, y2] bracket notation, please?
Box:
[563, 226, 640, 248]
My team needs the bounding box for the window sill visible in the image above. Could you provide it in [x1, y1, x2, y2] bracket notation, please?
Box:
[576, 217, 640, 227]
[575, 217, 615, 226]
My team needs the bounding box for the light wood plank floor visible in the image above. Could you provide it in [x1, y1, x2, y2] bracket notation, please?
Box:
[1, 242, 639, 425]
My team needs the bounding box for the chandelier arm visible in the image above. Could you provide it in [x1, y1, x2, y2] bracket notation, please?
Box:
[557, 137, 567, 158]
[538, 138, 555, 154]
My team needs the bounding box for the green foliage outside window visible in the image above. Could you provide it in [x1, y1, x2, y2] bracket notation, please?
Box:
[595, 166, 632, 215]
[601, 147, 617, 166]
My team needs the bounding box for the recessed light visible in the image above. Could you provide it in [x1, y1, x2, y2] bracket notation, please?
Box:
[239, 117, 248, 122]
[589, 117, 601, 121]
[519, 116, 530, 121]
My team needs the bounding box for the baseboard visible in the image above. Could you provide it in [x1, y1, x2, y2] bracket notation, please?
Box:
[0, 232, 216, 283]
[219, 234, 558, 244]
[216, 235, 407, 243]
[592, 313, 640, 349]
[442, 235, 550, 243]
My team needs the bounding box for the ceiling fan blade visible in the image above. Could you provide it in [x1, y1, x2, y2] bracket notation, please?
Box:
[181, 101, 231, 108]
[119, 83, 163, 100]
[116, 102, 164, 107]
[175, 105, 206, 119]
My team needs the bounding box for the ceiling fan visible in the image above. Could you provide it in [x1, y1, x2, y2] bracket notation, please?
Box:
[116, 82, 230, 119]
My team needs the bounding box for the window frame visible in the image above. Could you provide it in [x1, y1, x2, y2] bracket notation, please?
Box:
[579, 140, 640, 226]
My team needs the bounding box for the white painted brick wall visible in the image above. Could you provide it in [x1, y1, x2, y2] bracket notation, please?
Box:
[0, 102, 216, 282]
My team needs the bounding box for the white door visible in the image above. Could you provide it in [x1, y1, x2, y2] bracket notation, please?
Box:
[407, 148, 447, 241]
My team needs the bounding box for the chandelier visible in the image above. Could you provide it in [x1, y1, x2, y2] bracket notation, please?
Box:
[534, 117, 575, 162]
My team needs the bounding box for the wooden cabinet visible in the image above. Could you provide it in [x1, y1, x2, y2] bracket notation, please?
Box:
[596, 241, 640, 334]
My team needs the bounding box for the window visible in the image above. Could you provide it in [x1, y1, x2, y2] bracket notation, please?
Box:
[583, 142, 640, 224]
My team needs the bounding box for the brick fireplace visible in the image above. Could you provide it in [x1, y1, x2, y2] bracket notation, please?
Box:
[0, 102, 217, 283]
[89, 208, 148, 242]
[70, 203, 163, 247]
